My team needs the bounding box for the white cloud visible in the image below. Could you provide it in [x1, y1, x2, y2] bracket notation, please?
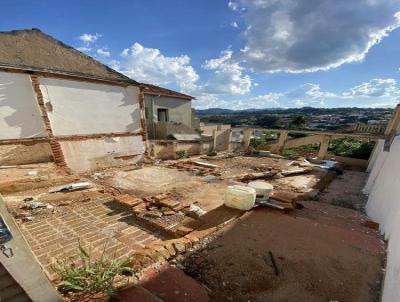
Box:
[194, 79, 400, 109]
[230, 0, 400, 73]
[78, 33, 102, 45]
[116, 43, 199, 91]
[76, 46, 92, 53]
[97, 48, 111, 58]
[344, 78, 400, 97]
[202, 50, 252, 95]
[231, 21, 239, 28]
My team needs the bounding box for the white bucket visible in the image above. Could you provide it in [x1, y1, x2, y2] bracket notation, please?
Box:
[224, 185, 256, 211]
[248, 181, 274, 200]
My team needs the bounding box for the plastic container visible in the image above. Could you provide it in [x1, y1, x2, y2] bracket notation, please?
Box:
[224, 185, 256, 211]
[248, 181, 274, 200]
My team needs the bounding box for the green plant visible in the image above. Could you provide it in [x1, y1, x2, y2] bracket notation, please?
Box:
[52, 242, 132, 301]
[282, 148, 299, 158]
[176, 150, 188, 159]
[328, 138, 375, 159]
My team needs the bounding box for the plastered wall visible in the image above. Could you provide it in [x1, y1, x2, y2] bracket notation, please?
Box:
[39, 77, 141, 135]
[0, 71, 46, 139]
[364, 136, 400, 302]
[145, 95, 192, 126]
[0, 143, 53, 165]
[60, 136, 145, 172]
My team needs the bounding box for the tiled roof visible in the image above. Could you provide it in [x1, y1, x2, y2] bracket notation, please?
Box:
[0, 29, 138, 85]
[142, 84, 194, 100]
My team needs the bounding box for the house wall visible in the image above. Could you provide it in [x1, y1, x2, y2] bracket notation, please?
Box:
[364, 136, 400, 302]
[39, 77, 141, 135]
[59, 136, 145, 172]
[0, 142, 53, 165]
[145, 94, 192, 139]
[0, 71, 145, 172]
[145, 95, 191, 126]
[0, 71, 46, 139]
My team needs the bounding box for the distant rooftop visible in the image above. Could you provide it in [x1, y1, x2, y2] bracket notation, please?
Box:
[0, 28, 138, 85]
[143, 83, 194, 100]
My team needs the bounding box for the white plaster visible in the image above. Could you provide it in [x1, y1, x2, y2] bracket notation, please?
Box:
[0, 71, 46, 139]
[363, 139, 386, 195]
[39, 77, 141, 135]
[60, 136, 145, 172]
[365, 136, 400, 302]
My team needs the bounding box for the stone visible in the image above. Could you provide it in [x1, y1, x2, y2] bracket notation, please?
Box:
[173, 242, 186, 254]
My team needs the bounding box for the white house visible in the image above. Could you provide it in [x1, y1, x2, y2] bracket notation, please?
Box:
[0, 29, 146, 172]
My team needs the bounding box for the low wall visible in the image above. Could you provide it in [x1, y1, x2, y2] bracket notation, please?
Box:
[60, 135, 145, 172]
[364, 135, 400, 301]
[0, 142, 53, 165]
[150, 140, 216, 159]
[325, 155, 368, 170]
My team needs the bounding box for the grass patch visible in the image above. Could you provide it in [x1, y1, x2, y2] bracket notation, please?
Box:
[53, 242, 132, 301]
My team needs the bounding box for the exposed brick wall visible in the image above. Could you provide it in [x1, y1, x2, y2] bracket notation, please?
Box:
[30, 75, 68, 169]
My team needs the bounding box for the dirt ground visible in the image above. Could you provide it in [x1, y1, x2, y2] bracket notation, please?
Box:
[318, 170, 368, 211]
[182, 171, 385, 302]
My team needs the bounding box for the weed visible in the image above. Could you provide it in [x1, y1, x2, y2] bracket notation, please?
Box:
[52, 241, 132, 301]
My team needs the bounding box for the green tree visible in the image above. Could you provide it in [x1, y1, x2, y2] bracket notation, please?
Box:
[290, 115, 306, 129]
[255, 115, 280, 128]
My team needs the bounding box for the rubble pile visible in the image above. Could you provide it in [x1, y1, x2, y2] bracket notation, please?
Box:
[114, 193, 207, 238]
[167, 160, 222, 176]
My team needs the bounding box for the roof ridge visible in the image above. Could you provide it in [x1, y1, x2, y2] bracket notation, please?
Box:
[0, 28, 138, 85]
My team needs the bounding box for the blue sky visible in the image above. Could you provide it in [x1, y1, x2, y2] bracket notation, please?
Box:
[2, 0, 400, 109]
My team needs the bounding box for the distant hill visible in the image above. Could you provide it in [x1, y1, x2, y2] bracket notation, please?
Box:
[195, 106, 391, 116]
[195, 107, 282, 115]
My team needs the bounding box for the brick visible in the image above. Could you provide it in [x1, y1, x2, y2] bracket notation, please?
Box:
[173, 242, 186, 254]
[159, 199, 180, 209]
[185, 233, 200, 243]
[164, 242, 176, 257]
[115, 194, 143, 208]
[174, 226, 193, 237]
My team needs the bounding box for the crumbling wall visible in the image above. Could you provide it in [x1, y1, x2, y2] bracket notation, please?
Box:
[0, 142, 53, 165]
[39, 77, 141, 135]
[364, 136, 400, 302]
[0, 71, 46, 139]
[215, 128, 231, 151]
[60, 136, 145, 172]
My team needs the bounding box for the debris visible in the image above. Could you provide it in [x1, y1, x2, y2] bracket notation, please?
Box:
[281, 167, 312, 177]
[192, 161, 219, 169]
[225, 185, 256, 211]
[238, 171, 277, 182]
[259, 150, 284, 159]
[25, 171, 38, 176]
[22, 201, 46, 209]
[363, 220, 379, 230]
[255, 200, 285, 210]
[203, 175, 218, 183]
[268, 251, 280, 276]
[248, 181, 273, 200]
[186, 204, 207, 219]
[144, 211, 163, 218]
[114, 194, 143, 207]
[49, 182, 92, 193]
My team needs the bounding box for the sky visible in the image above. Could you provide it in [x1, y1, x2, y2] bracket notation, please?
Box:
[2, 0, 400, 109]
